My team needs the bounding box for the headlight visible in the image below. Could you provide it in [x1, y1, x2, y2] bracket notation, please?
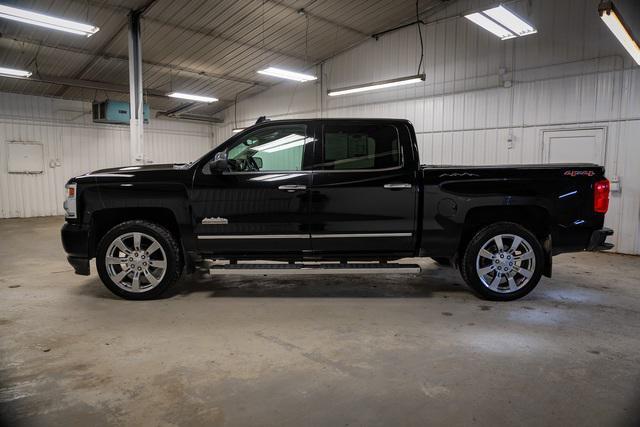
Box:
[63, 183, 77, 218]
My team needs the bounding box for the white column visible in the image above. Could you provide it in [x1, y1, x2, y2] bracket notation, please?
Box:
[128, 10, 144, 165]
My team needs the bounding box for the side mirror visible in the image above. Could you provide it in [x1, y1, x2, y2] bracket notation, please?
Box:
[203, 152, 229, 174]
[253, 157, 263, 169]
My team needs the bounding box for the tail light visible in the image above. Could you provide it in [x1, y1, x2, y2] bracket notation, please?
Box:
[594, 179, 610, 213]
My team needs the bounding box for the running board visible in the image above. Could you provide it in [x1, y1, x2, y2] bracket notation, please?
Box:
[209, 263, 421, 276]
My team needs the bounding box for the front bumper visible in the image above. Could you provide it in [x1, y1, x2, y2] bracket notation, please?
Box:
[587, 228, 614, 251]
[61, 222, 91, 275]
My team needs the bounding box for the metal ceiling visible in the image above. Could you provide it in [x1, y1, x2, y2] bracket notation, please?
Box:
[0, 0, 454, 119]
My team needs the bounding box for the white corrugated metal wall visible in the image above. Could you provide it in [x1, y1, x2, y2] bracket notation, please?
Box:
[0, 93, 213, 218]
[214, 0, 640, 255]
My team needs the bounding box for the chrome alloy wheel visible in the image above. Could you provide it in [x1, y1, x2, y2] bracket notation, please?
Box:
[105, 232, 167, 293]
[475, 233, 536, 294]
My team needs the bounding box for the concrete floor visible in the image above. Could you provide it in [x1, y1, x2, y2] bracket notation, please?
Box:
[0, 216, 639, 426]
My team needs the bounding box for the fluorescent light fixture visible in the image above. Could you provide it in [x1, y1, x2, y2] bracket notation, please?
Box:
[483, 6, 537, 37]
[465, 6, 537, 40]
[327, 74, 426, 97]
[0, 4, 99, 37]
[465, 12, 516, 40]
[257, 67, 317, 82]
[0, 66, 32, 78]
[599, 3, 640, 65]
[167, 92, 218, 103]
[232, 128, 245, 133]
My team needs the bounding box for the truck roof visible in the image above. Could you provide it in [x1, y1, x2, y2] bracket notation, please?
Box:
[249, 118, 413, 125]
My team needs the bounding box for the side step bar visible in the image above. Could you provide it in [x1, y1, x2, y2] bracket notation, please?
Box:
[209, 263, 421, 276]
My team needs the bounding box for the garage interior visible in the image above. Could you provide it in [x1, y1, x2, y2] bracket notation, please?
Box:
[1, 0, 639, 425]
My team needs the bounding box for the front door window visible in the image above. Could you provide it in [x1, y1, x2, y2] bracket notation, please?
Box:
[226, 125, 310, 172]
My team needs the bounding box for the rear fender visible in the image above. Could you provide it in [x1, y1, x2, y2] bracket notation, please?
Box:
[542, 234, 552, 278]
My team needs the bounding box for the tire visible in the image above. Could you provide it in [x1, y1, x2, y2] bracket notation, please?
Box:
[96, 220, 181, 300]
[460, 222, 544, 301]
[431, 257, 452, 266]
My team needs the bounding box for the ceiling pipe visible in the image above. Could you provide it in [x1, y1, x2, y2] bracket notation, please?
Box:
[155, 111, 223, 123]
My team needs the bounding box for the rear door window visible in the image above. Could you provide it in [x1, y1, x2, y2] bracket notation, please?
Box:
[319, 124, 401, 170]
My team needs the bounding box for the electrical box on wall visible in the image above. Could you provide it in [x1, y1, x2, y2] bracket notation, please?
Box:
[92, 100, 150, 125]
[7, 142, 44, 174]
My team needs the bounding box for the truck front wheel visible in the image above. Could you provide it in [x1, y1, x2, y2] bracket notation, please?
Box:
[460, 222, 544, 301]
[96, 220, 181, 300]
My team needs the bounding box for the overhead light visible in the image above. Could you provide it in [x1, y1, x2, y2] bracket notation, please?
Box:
[465, 13, 516, 40]
[328, 74, 426, 97]
[599, 2, 640, 65]
[167, 92, 218, 103]
[257, 67, 317, 82]
[483, 6, 537, 37]
[232, 128, 245, 133]
[0, 4, 100, 37]
[465, 6, 536, 40]
[0, 67, 32, 78]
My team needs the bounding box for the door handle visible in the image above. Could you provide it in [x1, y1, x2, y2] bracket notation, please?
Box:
[278, 185, 307, 192]
[383, 183, 412, 190]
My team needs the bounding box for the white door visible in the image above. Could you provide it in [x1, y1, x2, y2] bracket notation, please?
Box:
[542, 128, 606, 165]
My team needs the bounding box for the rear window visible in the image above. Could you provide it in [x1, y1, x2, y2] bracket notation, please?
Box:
[319, 124, 401, 170]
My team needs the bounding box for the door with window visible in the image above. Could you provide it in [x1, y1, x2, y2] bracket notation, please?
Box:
[309, 121, 418, 256]
[191, 123, 315, 256]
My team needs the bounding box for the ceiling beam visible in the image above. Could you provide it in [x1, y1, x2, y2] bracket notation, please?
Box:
[418, 0, 458, 20]
[207, 0, 460, 116]
[5, 74, 167, 98]
[53, 25, 126, 97]
[143, 17, 312, 64]
[63, 0, 330, 63]
[48, 0, 312, 64]
[265, 0, 368, 38]
[156, 112, 223, 123]
[1, 73, 227, 121]
[54, 0, 160, 97]
[1, 34, 266, 88]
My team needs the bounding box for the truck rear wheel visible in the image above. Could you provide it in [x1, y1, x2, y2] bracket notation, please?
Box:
[460, 222, 543, 301]
[96, 220, 181, 300]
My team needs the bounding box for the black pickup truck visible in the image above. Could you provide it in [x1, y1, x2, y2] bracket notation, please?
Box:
[61, 118, 613, 301]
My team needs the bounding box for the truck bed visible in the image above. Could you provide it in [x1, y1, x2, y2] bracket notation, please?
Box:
[420, 163, 601, 170]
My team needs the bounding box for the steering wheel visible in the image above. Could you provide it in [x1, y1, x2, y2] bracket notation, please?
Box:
[227, 157, 260, 172]
[227, 158, 240, 171]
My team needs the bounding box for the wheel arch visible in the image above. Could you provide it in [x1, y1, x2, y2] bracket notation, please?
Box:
[90, 207, 181, 258]
[458, 205, 552, 277]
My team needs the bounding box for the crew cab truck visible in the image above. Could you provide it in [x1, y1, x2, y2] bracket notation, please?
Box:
[61, 118, 613, 301]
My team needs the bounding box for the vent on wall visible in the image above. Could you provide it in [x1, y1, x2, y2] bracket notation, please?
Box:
[92, 100, 150, 125]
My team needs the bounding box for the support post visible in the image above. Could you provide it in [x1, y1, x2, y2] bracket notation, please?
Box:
[128, 10, 144, 165]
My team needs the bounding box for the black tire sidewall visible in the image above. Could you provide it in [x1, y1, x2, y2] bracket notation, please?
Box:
[96, 221, 180, 300]
[462, 222, 544, 301]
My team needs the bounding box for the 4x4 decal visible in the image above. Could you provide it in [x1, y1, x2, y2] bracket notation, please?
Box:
[564, 170, 595, 177]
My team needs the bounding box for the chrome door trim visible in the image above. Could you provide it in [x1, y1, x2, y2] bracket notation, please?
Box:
[311, 233, 412, 238]
[197, 234, 310, 240]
